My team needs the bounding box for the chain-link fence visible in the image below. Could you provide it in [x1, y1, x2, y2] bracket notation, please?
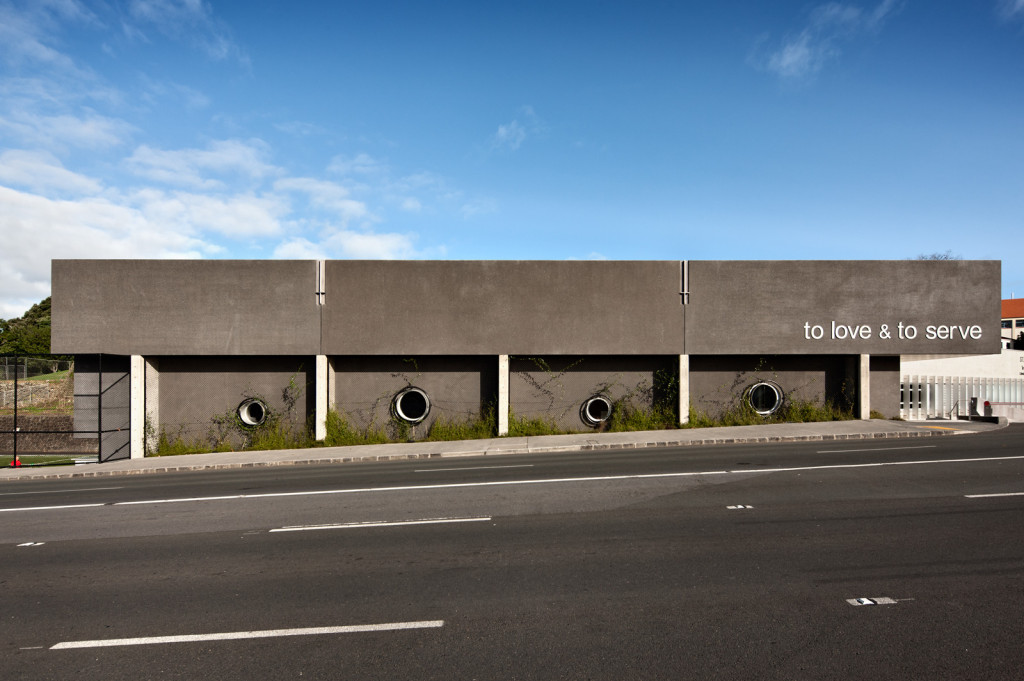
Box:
[1, 355, 104, 467]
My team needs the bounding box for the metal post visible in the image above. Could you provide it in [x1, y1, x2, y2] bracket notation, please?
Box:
[12, 355, 18, 466]
[97, 354, 103, 462]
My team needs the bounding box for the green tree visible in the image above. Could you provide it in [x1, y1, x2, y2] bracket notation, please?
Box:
[0, 297, 52, 355]
[914, 250, 962, 260]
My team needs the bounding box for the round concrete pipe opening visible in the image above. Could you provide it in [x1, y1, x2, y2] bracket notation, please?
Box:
[746, 382, 783, 416]
[393, 387, 430, 424]
[581, 395, 613, 427]
[238, 398, 268, 426]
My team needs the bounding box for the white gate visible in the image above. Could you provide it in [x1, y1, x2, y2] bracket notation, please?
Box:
[900, 375, 1024, 420]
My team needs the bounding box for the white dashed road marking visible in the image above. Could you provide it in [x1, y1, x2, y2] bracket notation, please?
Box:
[50, 620, 445, 649]
[269, 517, 492, 532]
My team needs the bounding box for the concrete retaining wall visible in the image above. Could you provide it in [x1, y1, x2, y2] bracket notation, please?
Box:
[0, 414, 98, 453]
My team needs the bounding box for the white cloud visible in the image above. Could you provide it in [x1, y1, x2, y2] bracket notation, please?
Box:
[493, 120, 527, 150]
[460, 198, 497, 219]
[0, 110, 134, 151]
[766, 33, 823, 80]
[324, 230, 418, 259]
[130, 188, 287, 237]
[140, 78, 210, 111]
[997, 0, 1024, 20]
[272, 237, 325, 260]
[0, 106, 134, 152]
[490, 106, 545, 151]
[0, 2, 97, 79]
[127, 0, 246, 63]
[758, 0, 900, 80]
[0, 150, 102, 195]
[328, 152, 386, 176]
[274, 177, 370, 224]
[0, 184, 208, 317]
[275, 120, 328, 137]
[125, 139, 279, 189]
[273, 230, 418, 260]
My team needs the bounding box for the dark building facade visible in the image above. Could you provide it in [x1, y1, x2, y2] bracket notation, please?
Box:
[51, 259, 1001, 458]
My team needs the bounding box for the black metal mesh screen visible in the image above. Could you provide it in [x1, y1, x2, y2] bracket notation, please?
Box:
[74, 355, 130, 461]
[1, 355, 108, 465]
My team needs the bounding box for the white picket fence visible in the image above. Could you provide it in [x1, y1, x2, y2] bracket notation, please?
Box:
[900, 375, 1024, 420]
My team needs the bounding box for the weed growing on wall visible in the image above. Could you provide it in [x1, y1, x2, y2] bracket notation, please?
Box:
[511, 356, 585, 418]
[507, 411, 565, 436]
[151, 371, 313, 455]
[687, 398, 853, 428]
[603, 366, 680, 432]
[323, 408, 497, 445]
[150, 425, 232, 456]
[607, 403, 677, 432]
[323, 410, 389, 447]
[424, 407, 496, 441]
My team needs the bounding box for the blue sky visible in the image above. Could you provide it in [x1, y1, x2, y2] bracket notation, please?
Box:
[1, 0, 1023, 318]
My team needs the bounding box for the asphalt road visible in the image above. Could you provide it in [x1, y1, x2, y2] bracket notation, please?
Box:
[2, 426, 1023, 680]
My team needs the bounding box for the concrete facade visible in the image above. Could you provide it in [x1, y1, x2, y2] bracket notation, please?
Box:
[51, 259, 1001, 453]
[685, 260, 999, 355]
[321, 260, 684, 355]
[146, 356, 314, 448]
[52, 260, 321, 355]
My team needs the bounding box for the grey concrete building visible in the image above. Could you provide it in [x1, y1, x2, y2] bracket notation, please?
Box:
[50, 259, 1001, 459]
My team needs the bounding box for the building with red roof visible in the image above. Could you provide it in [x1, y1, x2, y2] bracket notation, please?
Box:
[1002, 299, 1024, 347]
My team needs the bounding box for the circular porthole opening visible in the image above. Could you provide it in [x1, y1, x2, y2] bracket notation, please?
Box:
[393, 387, 430, 424]
[581, 395, 613, 427]
[238, 398, 268, 427]
[746, 382, 783, 416]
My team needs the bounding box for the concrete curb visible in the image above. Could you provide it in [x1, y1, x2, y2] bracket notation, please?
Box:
[0, 424, 976, 481]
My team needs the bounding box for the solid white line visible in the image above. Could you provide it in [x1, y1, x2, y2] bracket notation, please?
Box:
[0, 503, 106, 513]
[117, 494, 244, 505]
[965, 492, 1024, 498]
[745, 455, 1024, 474]
[111, 475, 730, 506]
[51, 620, 444, 650]
[816, 445, 936, 454]
[112, 455, 1024, 506]
[7, 454, 1024, 513]
[414, 464, 534, 472]
[0, 487, 123, 497]
[270, 517, 492, 532]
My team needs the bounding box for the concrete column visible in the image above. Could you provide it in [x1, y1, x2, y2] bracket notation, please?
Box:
[315, 355, 328, 440]
[859, 354, 871, 420]
[129, 355, 145, 459]
[679, 354, 690, 425]
[498, 354, 510, 436]
[145, 357, 160, 454]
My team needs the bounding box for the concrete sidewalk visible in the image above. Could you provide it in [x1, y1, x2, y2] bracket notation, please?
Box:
[0, 418, 1006, 481]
